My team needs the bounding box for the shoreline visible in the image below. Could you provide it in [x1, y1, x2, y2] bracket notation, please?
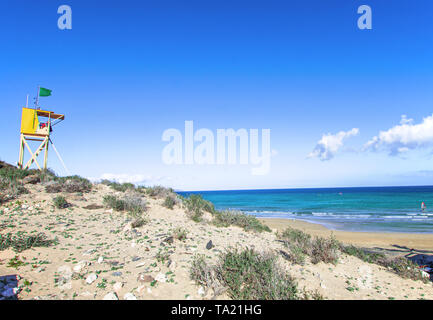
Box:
[259, 217, 433, 251]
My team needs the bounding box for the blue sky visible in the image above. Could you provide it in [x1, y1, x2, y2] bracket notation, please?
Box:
[1, 0, 433, 190]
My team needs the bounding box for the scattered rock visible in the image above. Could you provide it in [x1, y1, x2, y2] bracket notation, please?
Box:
[132, 256, 141, 262]
[198, 286, 205, 296]
[103, 292, 119, 300]
[82, 204, 103, 210]
[206, 240, 213, 250]
[113, 282, 123, 291]
[86, 273, 98, 284]
[137, 273, 154, 283]
[97, 256, 104, 264]
[123, 223, 132, 233]
[163, 236, 174, 244]
[123, 292, 137, 300]
[112, 272, 122, 277]
[83, 248, 96, 256]
[56, 265, 73, 290]
[155, 273, 167, 283]
[73, 260, 89, 273]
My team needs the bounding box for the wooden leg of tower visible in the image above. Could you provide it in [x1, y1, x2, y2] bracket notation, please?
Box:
[18, 134, 25, 169]
[43, 136, 49, 170]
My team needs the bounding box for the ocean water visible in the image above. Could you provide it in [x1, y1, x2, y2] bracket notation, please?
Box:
[179, 186, 433, 234]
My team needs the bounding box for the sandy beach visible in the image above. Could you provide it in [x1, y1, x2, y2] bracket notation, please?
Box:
[1, 177, 433, 300]
[260, 218, 433, 251]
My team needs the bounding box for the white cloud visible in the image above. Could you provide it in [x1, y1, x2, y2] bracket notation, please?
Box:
[364, 114, 433, 155]
[88, 173, 174, 187]
[308, 128, 359, 161]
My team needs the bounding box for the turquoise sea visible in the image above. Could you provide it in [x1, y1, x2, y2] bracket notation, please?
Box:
[179, 186, 433, 234]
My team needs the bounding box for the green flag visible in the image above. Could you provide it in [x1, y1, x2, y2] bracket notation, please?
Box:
[39, 87, 52, 97]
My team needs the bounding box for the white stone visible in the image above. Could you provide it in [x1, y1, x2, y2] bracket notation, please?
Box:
[103, 292, 119, 300]
[97, 256, 104, 264]
[113, 282, 123, 291]
[81, 291, 94, 297]
[57, 265, 73, 290]
[86, 273, 98, 284]
[155, 273, 167, 283]
[135, 262, 145, 268]
[123, 292, 137, 300]
[83, 248, 96, 256]
[73, 260, 88, 273]
[147, 288, 152, 294]
[123, 223, 132, 232]
[198, 286, 205, 296]
[169, 261, 177, 271]
[137, 285, 146, 294]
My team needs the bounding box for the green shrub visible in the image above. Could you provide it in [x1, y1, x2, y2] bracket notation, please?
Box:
[172, 227, 188, 241]
[53, 196, 69, 209]
[279, 227, 339, 265]
[131, 217, 147, 228]
[213, 210, 271, 233]
[341, 245, 428, 283]
[45, 175, 92, 193]
[146, 185, 174, 199]
[106, 181, 135, 192]
[340, 245, 386, 264]
[310, 236, 340, 265]
[183, 194, 215, 222]
[103, 195, 125, 211]
[103, 193, 147, 217]
[0, 176, 28, 204]
[0, 232, 56, 252]
[163, 196, 176, 209]
[190, 248, 299, 300]
[0, 167, 33, 181]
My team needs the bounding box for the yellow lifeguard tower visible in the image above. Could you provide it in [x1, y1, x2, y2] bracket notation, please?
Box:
[18, 107, 65, 170]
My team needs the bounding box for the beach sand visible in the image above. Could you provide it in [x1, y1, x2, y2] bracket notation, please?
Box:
[1, 182, 433, 300]
[260, 218, 433, 251]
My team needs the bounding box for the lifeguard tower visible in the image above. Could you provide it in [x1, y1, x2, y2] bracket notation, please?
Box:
[18, 107, 65, 170]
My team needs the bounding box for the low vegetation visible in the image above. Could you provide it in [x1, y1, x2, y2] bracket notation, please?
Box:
[103, 193, 147, 217]
[279, 226, 429, 283]
[131, 217, 147, 228]
[279, 227, 340, 265]
[145, 185, 174, 199]
[0, 165, 34, 204]
[45, 175, 92, 193]
[52, 195, 69, 209]
[0, 232, 56, 253]
[213, 210, 271, 233]
[182, 194, 215, 222]
[101, 180, 135, 192]
[163, 195, 176, 209]
[172, 227, 188, 241]
[190, 248, 299, 300]
[340, 244, 428, 283]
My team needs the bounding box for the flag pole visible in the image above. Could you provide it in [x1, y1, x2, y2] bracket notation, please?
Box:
[26, 94, 29, 107]
[35, 85, 40, 109]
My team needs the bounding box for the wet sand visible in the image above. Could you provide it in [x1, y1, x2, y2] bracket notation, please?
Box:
[259, 218, 433, 251]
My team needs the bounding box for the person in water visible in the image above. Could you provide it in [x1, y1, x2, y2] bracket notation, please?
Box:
[421, 201, 426, 211]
